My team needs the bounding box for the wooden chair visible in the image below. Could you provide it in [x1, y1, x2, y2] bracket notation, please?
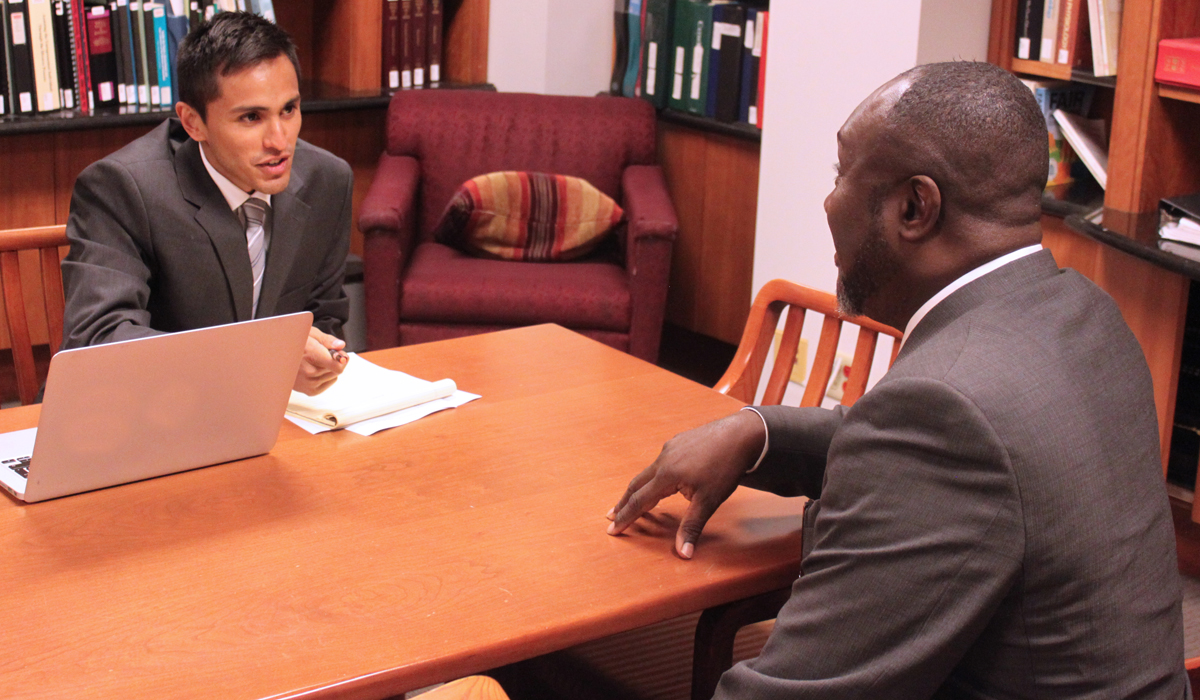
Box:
[415, 676, 510, 700]
[0, 225, 69, 406]
[691, 278, 903, 700]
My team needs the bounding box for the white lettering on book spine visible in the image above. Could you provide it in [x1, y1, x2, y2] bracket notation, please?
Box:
[753, 16, 763, 56]
[1018, 37, 1031, 59]
[646, 41, 658, 95]
[20, 93, 33, 112]
[100, 82, 114, 102]
[711, 21, 740, 50]
[12, 13, 27, 44]
[389, 70, 399, 89]
[744, 19, 754, 49]
[430, 64, 439, 82]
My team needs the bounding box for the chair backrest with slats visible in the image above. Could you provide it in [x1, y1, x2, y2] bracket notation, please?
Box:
[0, 225, 69, 405]
[715, 279, 903, 407]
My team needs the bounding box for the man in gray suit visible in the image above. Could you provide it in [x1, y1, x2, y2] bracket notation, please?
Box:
[62, 12, 349, 395]
[608, 62, 1189, 697]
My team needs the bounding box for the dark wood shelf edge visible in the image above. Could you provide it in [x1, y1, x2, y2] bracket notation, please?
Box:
[0, 82, 495, 137]
[657, 108, 761, 143]
[1065, 214, 1200, 281]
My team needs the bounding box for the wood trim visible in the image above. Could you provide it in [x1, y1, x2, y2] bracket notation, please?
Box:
[987, 0, 1017, 69]
[1159, 84, 1200, 105]
[313, 0, 384, 92]
[445, 0, 490, 84]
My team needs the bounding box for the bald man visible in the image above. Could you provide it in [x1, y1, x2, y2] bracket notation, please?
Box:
[608, 62, 1188, 698]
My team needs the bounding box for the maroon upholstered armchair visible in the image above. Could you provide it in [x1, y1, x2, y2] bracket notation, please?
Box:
[357, 90, 679, 362]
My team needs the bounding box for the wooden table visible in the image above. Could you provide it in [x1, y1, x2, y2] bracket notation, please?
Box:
[0, 325, 805, 699]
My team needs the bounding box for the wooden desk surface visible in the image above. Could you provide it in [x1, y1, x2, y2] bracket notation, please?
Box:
[0, 325, 804, 700]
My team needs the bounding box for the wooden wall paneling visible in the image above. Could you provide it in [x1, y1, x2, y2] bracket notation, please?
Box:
[312, 0, 383, 92]
[444, 0, 490, 84]
[301, 108, 389, 257]
[275, 2, 315, 81]
[657, 123, 708, 331]
[1105, 0, 1165, 213]
[0, 134, 57, 230]
[1041, 216, 1100, 279]
[986, 0, 1018, 69]
[696, 134, 758, 345]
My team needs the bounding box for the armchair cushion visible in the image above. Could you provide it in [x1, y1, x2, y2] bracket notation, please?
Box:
[400, 242, 631, 331]
[433, 171, 624, 261]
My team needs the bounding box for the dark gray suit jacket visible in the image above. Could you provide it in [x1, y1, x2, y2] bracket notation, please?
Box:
[61, 119, 351, 349]
[719, 251, 1188, 699]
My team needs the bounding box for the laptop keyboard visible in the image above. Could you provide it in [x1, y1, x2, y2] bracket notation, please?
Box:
[4, 456, 30, 478]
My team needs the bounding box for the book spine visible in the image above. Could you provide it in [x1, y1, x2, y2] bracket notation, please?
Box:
[1100, 0, 1120, 75]
[52, 0, 73, 108]
[611, 0, 627, 95]
[711, 5, 743, 122]
[411, 0, 425, 87]
[28, 0, 60, 111]
[400, 0, 412, 88]
[621, 0, 641, 97]
[163, 2, 185, 105]
[382, 0, 400, 89]
[1039, 0, 1060, 64]
[427, 0, 440, 84]
[1156, 40, 1200, 89]
[141, 3, 157, 106]
[640, 0, 669, 108]
[110, 0, 125, 103]
[0, 5, 9, 115]
[68, 0, 90, 113]
[686, 2, 709, 116]
[134, 0, 147, 105]
[1056, 0, 1079, 65]
[738, 9, 756, 124]
[85, 4, 117, 106]
[152, 4, 167, 106]
[187, 0, 200, 27]
[121, 0, 137, 104]
[6, 0, 38, 113]
[756, 9, 767, 129]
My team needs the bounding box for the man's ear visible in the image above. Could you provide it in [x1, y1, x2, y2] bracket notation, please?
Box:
[898, 175, 941, 242]
[176, 101, 207, 143]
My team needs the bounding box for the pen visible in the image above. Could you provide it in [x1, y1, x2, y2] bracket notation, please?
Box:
[329, 347, 349, 363]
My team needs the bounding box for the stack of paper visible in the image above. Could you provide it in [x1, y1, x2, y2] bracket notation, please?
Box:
[286, 354, 480, 436]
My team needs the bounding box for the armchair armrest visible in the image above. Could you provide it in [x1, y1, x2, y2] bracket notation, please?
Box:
[359, 153, 420, 350]
[622, 165, 679, 363]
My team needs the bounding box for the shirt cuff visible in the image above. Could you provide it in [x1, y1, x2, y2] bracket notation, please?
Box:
[741, 406, 769, 474]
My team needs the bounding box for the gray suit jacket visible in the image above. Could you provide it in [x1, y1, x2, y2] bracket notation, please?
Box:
[61, 119, 352, 349]
[719, 251, 1188, 699]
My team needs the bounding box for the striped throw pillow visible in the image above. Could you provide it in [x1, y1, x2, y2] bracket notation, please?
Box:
[433, 171, 624, 261]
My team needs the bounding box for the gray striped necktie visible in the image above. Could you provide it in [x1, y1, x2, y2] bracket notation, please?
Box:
[241, 198, 268, 317]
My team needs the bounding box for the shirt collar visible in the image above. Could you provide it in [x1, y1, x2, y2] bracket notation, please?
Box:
[198, 142, 272, 212]
[901, 244, 1043, 346]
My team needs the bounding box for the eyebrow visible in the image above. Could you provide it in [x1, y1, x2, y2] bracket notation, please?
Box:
[231, 95, 302, 114]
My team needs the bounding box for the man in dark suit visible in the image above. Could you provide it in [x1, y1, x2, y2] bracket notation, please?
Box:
[61, 12, 349, 395]
[608, 62, 1189, 697]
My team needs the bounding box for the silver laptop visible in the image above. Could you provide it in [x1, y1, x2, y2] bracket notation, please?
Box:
[0, 312, 313, 503]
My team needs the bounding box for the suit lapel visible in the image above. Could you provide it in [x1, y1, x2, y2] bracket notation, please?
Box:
[256, 167, 309, 317]
[175, 136, 255, 322]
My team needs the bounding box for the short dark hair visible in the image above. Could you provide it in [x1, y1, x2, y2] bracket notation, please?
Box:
[883, 61, 1048, 226]
[176, 12, 301, 120]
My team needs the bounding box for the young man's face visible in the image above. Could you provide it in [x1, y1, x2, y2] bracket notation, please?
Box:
[179, 54, 302, 195]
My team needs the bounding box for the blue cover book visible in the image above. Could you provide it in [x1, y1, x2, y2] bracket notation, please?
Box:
[152, 4, 171, 106]
[738, 8, 756, 123]
[621, 0, 642, 97]
[164, 0, 187, 106]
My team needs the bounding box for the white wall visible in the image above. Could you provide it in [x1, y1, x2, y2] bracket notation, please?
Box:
[750, 0, 992, 401]
[488, 0, 612, 96]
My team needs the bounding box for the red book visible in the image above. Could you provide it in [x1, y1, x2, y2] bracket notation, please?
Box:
[382, 0, 401, 90]
[1156, 37, 1200, 90]
[401, 0, 413, 88]
[412, 0, 426, 87]
[428, 0, 442, 84]
[71, 0, 92, 113]
[756, 10, 768, 129]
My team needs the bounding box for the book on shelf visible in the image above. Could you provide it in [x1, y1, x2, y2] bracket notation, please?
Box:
[150, 2, 170, 106]
[427, 0, 440, 84]
[755, 8, 766, 129]
[1156, 37, 1200, 90]
[51, 0, 74, 108]
[68, 0, 90, 112]
[1023, 79, 1093, 187]
[737, 7, 756, 124]
[1087, 0, 1121, 77]
[85, 4, 117, 107]
[6, 0, 39, 113]
[665, 0, 689, 110]
[1039, 0, 1061, 65]
[706, 1, 743, 122]
[28, 0, 62, 111]
[1052, 108, 1107, 189]
[164, 0, 186, 103]
[1161, 193, 1200, 245]
[639, 0, 670, 108]
[141, 3, 161, 106]
[686, 0, 713, 116]
[111, 0, 128, 104]
[611, 0, 627, 95]
[411, 0, 425, 87]
[621, 0, 642, 97]
[381, 0, 400, 89]
[0, 5, 8, 115]
[1054, 0, 1091, 69]
[1015, 0, 1045, 60]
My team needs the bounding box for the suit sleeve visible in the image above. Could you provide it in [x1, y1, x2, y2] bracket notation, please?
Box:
[60, 158, 164, 349]
[741, 405, 845, 499]
[716, 377, 1024, 700]
[306, 161, 353, 337]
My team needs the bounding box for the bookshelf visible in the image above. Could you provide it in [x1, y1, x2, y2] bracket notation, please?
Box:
[0, 0, 489, 358]
[989, 0, 1200, 518]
